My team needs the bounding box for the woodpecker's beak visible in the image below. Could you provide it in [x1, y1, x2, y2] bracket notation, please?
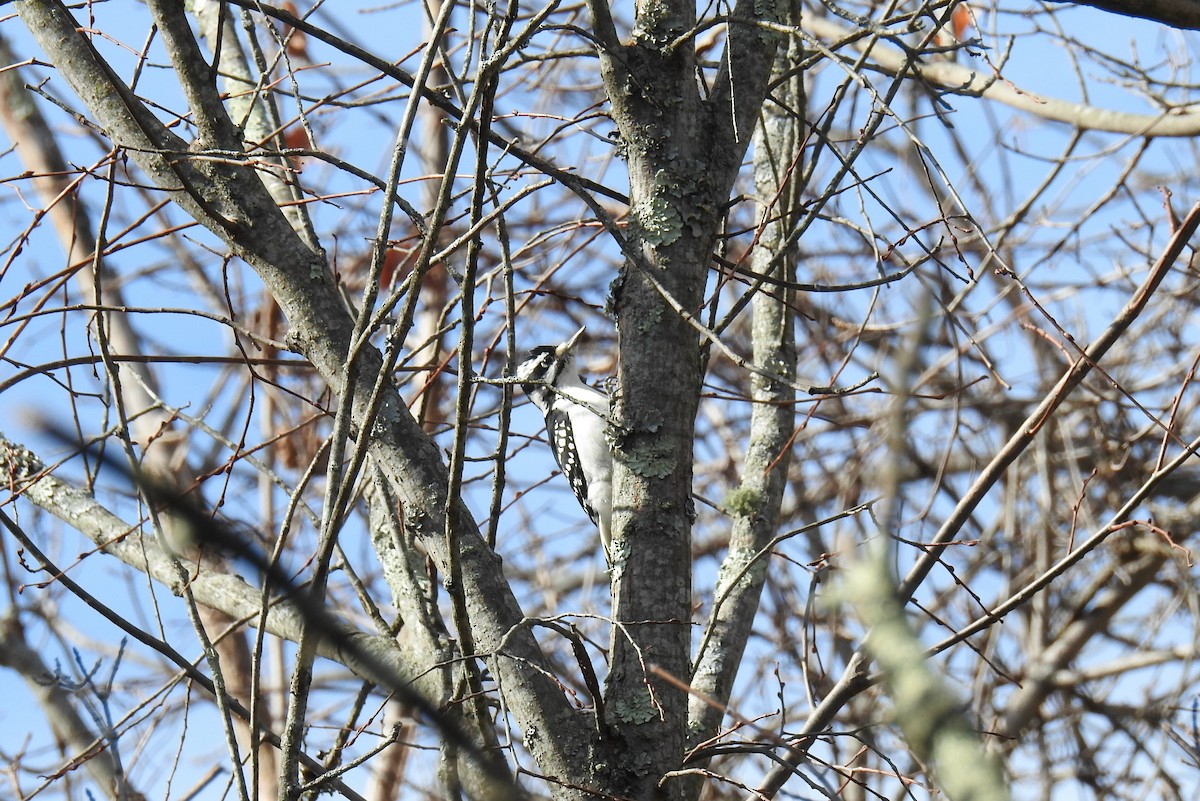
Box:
[557, 326, 586, 357]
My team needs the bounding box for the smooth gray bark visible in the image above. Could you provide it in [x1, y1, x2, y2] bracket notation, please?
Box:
[688, 7, 801, 751]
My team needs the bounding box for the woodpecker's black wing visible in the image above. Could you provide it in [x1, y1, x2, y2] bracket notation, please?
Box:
[546, 405, 601, 526]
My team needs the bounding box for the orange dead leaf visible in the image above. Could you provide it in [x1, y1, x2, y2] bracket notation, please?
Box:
[951, 4, 973, 41]
[281, 2, 309, 59]
[283, 126, 311, 170]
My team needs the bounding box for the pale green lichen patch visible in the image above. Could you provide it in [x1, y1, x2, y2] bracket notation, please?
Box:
[612, 688, 657, 724]
[623, 439, 676, 479]
[724, 486, 763, 518]
[633, 192, 683, 248]
[636, 304, 663, 334]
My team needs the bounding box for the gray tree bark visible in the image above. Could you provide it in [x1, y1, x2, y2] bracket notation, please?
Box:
[583, 1, 783, 797]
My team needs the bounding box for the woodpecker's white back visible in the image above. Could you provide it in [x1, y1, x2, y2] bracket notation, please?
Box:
[516, 329, 613, 559]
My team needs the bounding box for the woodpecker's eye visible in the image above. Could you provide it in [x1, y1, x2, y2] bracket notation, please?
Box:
[516, 347, 554, 375]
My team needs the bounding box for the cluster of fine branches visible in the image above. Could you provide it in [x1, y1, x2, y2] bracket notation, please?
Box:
[2, 1, 1200, 800]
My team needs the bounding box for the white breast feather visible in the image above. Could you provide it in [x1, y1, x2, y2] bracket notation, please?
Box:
[552, 376, 613, 551]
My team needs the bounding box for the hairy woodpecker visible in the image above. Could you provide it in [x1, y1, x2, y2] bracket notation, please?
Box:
[516, 328, 613, 559]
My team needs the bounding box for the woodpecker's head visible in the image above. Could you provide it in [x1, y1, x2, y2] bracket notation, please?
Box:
[516, 327, 585, 411]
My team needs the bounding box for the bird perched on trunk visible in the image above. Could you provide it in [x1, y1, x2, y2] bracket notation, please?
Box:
[516, 328, 613, 560]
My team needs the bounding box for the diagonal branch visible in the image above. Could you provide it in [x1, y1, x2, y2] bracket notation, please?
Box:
[12, 0, 594, 789]
[750, 202, 1200, 801]
[1067, 0, 1200, 30]
[0, 432, 422, 698]
[805, 14, 1200, 137]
